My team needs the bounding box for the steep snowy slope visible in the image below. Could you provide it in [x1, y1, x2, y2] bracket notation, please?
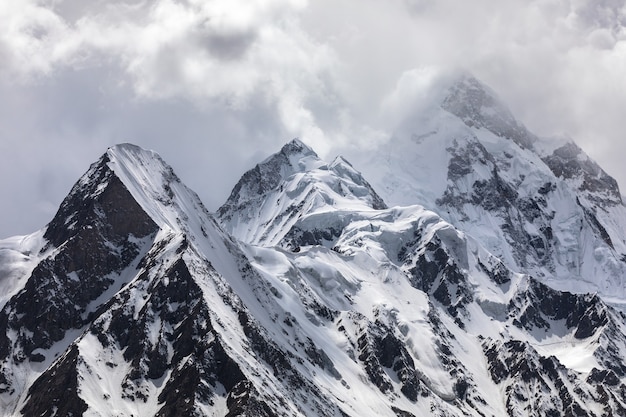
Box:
[281, 204, 626, 416]
[0, 146, 160, 414]
[358, 74, 626, 302]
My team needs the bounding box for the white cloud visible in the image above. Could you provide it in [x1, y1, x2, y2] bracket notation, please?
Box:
[0, 0, 338, 143]
[1, 0, 626, 236]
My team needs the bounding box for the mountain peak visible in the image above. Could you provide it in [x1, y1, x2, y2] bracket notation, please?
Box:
[217, 140, 386, 245]
[441, 74, 536, 149]
[279, 138, 316, 157]
[43, 146, 159, 248]
[222, 139, 325, 211]
[107, 142, 152, 154]
[541, 140, 622, 205]
[258, 137, 322, 174]
[44, 143, 217, 252]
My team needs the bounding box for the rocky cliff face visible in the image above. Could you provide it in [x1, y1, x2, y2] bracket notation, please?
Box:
[0, 151, 159, 412]
[441, 74, 537, 150]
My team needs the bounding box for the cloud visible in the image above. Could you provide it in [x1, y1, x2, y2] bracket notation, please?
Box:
[314, 0, 626, 182]
[1, 0, 626, 236]
[0, 0, 339, 139]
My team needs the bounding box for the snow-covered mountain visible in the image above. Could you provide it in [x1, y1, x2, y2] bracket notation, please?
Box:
[2, 73, 626, 416]
[217, 138, 626, 416]
[217, 139, 386, 246]
[357, 73, 626, 305]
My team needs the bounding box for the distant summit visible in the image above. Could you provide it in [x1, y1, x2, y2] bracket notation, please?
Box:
[359, 73, 626, 301]
[441, 73, 536, 149]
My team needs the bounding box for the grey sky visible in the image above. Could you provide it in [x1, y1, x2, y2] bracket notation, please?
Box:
[1, 0, 625, 237]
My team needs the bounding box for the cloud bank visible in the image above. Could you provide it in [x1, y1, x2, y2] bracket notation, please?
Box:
[1, 0, 625, 236]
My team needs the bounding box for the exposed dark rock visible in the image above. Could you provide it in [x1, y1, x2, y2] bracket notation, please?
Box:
[543, 142, 621, 205]
[445, 138, 493, 182]
[407, 239, 471, 325]
[435, 135, 558, 271]
[237, 309, 296, 381]
[20, 345, 88, 417]
[225, 381, 279, 417]
[0, 157, 158, 386]
[509, 278, 608, 340]
[477, 257, 511, 285]
[392, 406, 418, 417]
[44, 155, 157, 248]
[346, 314, 425, 402]
[285, 225, 344, 249]
[304, 337, 341, 379]
[483, 339, 592, 416]
[587, 368, 620, 386]
[579, 201, 614, 249]
[471, 169, 518, 212]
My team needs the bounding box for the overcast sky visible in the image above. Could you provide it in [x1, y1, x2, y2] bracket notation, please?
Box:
[1, 0, 625, 237]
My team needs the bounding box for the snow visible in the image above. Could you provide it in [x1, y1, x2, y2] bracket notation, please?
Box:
[77, 331, 167, 417]
[3, 115, 626, 416]
[218, 139, 384, 247]
[0, 229, 47, 310]
[533, 335, 600, 374]
[70, 89, 626, 415]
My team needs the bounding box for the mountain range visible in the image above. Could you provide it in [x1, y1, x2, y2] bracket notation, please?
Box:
[1, 75, 626, 416]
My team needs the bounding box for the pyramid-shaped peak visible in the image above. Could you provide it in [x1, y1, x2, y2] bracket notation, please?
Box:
[108, 142, 152, 154]
[220, 140, 325, 213]
[446, 73, 496, 97]
[441, 73, 512, 123]
[106, 142, 160, 162]
[44, 143, 214, 248]
[105, 143, 171, 178]
[257, 138, 323, 174]
[441, 74, 536, 149]
[279, 138, 318, 157]
[43, 144, 161, 248]
[217, 140, 387, 244]
[252, 138, 324, 177]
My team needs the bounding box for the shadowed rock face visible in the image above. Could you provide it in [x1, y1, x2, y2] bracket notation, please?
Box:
[44, 154, 158, 247]
[542, 141, 622, 205]
[20, 253, 258, 417]
[482, 339, 589, 417]
[0, 154, 158, 395]
[20, 345, 88, 417]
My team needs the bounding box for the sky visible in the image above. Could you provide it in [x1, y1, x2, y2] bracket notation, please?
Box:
[1, 0, 626, 237]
